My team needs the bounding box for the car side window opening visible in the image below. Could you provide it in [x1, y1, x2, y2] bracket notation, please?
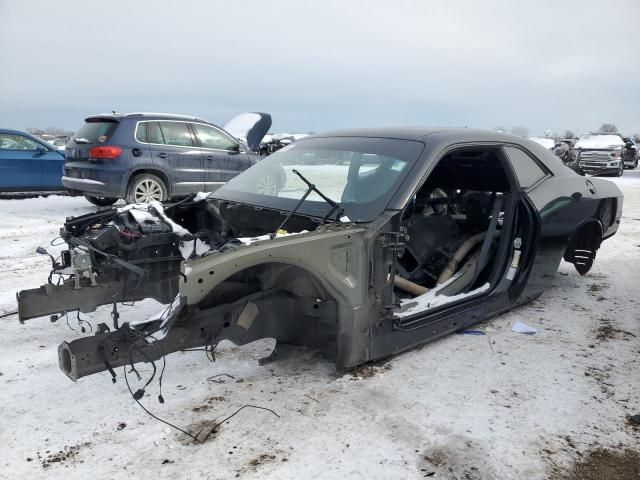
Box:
[192, 123, 237, 150]
[394, 147, 517, 317]
[135, 122, 148, 143]
[145, 122, 164, 144]
[0, 134, 40, 151]
[157, 121, 193, 147]
[504, 146, 547, 189]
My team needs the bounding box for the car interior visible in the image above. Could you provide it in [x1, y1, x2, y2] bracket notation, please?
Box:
[393, 147, 515, 310]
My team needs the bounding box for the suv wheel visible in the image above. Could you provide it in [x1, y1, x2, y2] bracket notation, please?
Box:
[84, 195, 118, 207]
[615, 161, 624, 177]
[126, 173, 168, 204]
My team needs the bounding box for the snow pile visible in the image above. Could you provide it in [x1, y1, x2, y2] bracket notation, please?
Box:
[118, 201, 189, 236]
[119, 201, 205, 259]
[529, 137, 556, 149]
[575, 134, 624, 149]
[192, 191, 211, 202]
[395, 276, 491, 318]
[236, 230, 309, 246]
[129, 295, 183, 333]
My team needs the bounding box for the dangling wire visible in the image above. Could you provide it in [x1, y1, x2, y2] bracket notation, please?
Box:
[64, 311, 76, 333]
[76, 310, 92, 334]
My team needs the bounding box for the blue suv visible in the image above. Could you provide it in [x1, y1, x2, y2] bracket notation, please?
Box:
[62, 112, 274, 206]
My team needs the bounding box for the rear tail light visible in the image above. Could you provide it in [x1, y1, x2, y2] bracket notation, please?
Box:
[89, 146, 122, 159]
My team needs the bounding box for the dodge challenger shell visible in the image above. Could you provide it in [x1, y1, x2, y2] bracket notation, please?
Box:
[17, 128, 623, 382]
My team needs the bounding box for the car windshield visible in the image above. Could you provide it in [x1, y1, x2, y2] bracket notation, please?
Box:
[212, 137, 425, 222]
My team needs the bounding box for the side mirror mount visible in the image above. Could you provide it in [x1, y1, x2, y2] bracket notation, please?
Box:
[227, 143, 241, 154]
[35, 146, 47, 155]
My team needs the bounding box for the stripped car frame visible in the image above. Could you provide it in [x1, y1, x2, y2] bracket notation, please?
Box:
[17, 128, 623, 382]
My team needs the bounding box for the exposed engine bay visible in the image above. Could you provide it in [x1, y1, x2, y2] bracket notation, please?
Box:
[18, 196, 324, 321]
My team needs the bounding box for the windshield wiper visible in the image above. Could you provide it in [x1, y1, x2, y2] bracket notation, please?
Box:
[272, 169, 345, 238]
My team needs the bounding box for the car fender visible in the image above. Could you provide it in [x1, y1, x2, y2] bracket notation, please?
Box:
[181, 227, 369, 307]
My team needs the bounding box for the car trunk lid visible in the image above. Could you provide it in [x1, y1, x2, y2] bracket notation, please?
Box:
[65, 116, 120, 162]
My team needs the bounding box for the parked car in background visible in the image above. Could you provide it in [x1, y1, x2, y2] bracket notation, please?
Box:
[36, 134, 69, 151]
[62, 112, 278, 206]
[0, 129, 66, 193]
[622, 137, 638, 169]
[554, 138, 579, 170]
[575, 132, 628, 176]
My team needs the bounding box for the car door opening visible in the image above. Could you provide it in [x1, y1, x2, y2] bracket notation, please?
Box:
[393, 147, 519, 316]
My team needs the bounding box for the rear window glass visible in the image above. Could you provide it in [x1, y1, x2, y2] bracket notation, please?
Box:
[74, 120, 118, 143]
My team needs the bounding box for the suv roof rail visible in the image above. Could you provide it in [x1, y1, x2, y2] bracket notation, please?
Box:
[122, 112, 209, 122]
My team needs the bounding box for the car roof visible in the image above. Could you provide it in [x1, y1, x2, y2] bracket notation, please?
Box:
[302, 127, 571, 177]
[0, 128, 37, 136]
[85, 112, 211, 123]
[0, 128, 52, 145]
[304, 127, 530, 143]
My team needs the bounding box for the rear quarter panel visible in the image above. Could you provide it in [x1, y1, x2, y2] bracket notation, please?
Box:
[522, 172, 618, 299]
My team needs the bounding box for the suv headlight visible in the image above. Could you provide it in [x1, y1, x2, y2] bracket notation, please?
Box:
[611, 150, 622, 158]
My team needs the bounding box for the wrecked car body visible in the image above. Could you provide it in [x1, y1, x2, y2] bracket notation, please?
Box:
[17, 128, 623, 382]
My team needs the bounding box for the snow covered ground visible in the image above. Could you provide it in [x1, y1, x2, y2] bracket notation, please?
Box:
[1, 172, 639, 479]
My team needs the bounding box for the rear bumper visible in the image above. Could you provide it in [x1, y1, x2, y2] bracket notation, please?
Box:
[62, 176, 121, 197]
[62, 176, 106, 188]
[62, 163, 126, 197]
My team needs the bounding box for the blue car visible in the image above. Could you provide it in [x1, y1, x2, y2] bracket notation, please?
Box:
[0, 129, 66, 192]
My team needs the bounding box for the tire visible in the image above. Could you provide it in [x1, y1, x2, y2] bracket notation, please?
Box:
[126, 173, 168, 204]
[615, 161, 624, 177]
[84, 195, 118, 207]
[633, 158, 639, 169]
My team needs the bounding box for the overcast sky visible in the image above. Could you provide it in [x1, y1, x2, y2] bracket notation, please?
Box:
[1, 0, 639, 136]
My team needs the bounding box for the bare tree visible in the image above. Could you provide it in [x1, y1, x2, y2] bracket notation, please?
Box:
[510, 126, 529, 138]
[598, 123, 618, 133]
[26, 126, 73, 137]
[563, 130, 576, 139]
[633, 133, 640, 143]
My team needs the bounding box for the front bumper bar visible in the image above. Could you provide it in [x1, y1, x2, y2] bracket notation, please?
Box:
[57, 288, 337, 381]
